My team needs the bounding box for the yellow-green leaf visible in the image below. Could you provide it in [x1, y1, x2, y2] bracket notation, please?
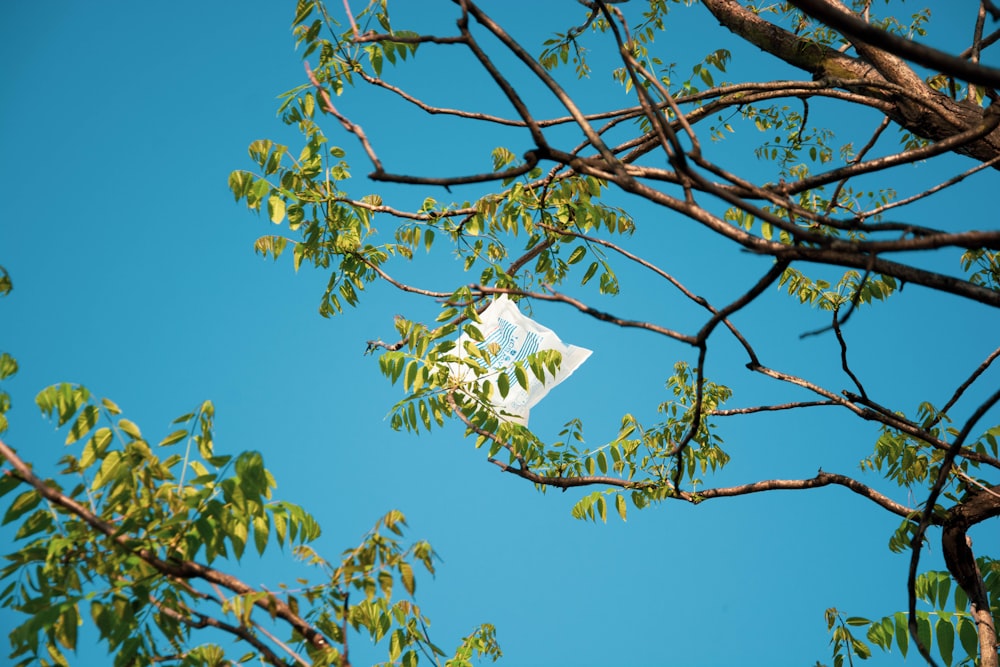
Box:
[2, 489, 40, 525]
[118, 418, 142, 441]
[400, 561, 415, 595]
[66, 405, 99, 445]
[158, 429, 188, 447]
[268, 195, 286, 224]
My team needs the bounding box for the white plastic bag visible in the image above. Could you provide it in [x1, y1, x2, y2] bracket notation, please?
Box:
[452, 295, 592, 424]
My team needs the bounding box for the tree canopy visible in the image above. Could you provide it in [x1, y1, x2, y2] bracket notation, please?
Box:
[2, 1, 999, 666]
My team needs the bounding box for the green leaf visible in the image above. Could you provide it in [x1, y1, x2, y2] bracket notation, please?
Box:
[0, 352, 18, 380]
[615, 494, 627, 521]
[92, 450, 124, 489]
[404, 360, 418, 393]
[66, 405, 99, 445]
[236, 451, 268, 497]
[2, 489, 40, 525]
[36, 383, 90, 426]
[171, 411, 196, 424]
[935, 617, 954, 666]
[273, 508, 287, 546]
[497, 371, 510, 398]
[514, 365, 528, 391]
[850, 637, 871, 659]
[567, 246, 587, 265]
[894, 612, 909, 657]
[389, 628, 403, 662]
[118, 418, 142, 440]
[80, 427, 113, 470]
[953, 582, 968, 612]
[401, 561, 415, 595]
[228, 170, 253, 201]
[936, 577, 951, 612]
[253, 514, 269, 556]
[0, 468, 22, 498]
[158, 429, 188, 447]
[917, 615, 932, 656]
[15, 508, 52, 539]
[957, 617, 978, 659]
[268, 195, 286, 224]
[491, 146, 515, 171]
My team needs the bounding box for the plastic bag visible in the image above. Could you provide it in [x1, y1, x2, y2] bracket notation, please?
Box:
[452, 295, 592, 424]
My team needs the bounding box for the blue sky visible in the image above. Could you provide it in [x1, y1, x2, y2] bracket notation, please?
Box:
[1, 2, 998, 666]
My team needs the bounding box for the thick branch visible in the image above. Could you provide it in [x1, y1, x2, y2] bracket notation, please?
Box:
[701, 0, 1000, 165]
[787, 0, 1000, 88]
[910, 386, 1000, 667]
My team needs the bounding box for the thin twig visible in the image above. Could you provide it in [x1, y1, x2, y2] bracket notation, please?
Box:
[858, 154, 1000, 220]
[446, 392, 526, 468]
[149, 597, 295, 667]
[832, 304, 867, 398]
[777, 102, 1000, 196]
[535, 222, 761, 364]
[932, 345, 1000, 429]
[341, 0, 360, 38]
[461, 0, 630, 183]
[799, 259, 874, 340]
[305, 61, 384, 173]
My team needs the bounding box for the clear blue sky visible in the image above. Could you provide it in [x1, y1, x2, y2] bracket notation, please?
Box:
[1, 2, 997, 666]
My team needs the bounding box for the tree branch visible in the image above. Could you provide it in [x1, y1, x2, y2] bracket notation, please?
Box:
[910, 386, 1000, 667]
[0, 438, 332, 652]
[935, 345, 1000, 429]
[149, 594, 301, 667]
[493, 463, 916, 518]
[711, 400, 840, 416]
[786, 0, 1000, 88]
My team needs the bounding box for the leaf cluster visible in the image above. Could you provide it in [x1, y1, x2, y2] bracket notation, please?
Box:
[0, 365, 499, 666]
[820, 560, 1000, 667]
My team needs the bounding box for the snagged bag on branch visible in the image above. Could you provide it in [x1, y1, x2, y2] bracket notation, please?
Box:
[453, 295, 591, 424]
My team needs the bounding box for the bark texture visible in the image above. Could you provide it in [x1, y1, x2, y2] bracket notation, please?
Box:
[701, 0, 1000, 165]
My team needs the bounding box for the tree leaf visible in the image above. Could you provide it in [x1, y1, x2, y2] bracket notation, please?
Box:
[118, 418, 142, 441]
[268, 195, 286, 224]
[935, 616, 954, 667]
[158, 429, 188, 447]
[66, 405, 99, 445]
[497, 371, 510, 398]
[514, 364, 528, 391]
[957, 617, 978, 659]
[567, 246, 587, 265]
[2, 489, 40, 525]
[894, 612, 908, 657]
[401, 561, 415, 596]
